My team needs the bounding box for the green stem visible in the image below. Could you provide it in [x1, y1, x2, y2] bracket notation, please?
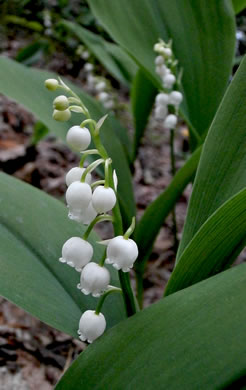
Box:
[95, 287, 122, 314]
[81, 158, 104, 182]
[91, 180, 105, 189]
[99, 249, 107, 267]
[170, 128, 179, 252]
[79, 149, 100, 167]
[124, 217, 136, 240]
[83, 214, 113, 241]
[104, 158, 112, 188]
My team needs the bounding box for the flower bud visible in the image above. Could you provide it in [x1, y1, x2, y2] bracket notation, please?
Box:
[65, 167, 91, 186]
[78, 310, 106, 343]
[154, 105, 167, 120]
[95, 81, 106, 92]
[156, 93, 169, 106]
[163, 114, 178, 129]
[53, 109, 71, 122]
[106, 236, 138, 272]
[78, 262, 110, 297]
[163, 74, 176, 89]
[66, 126, 91, 152]
[169, 91, 183, 106]
[66, 181, 92, 213]
[155, 55, 164, 66]
[45, 78, 58, 91]
[92, 186, 116, 214]
[69, 201, 97, 225]
[53, 95, 69, 111]
[60, 237, 93, 271]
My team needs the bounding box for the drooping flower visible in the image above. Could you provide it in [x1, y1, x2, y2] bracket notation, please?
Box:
[106, 235, 138, 272]
[59, 237, 93, 271]
[66, 126, 91, 152]
[92, 186, 116, 214]
[78, 262, 110, 297]
[78, 310, 106, 343]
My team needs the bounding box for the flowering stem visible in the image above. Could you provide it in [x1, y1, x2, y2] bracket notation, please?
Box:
[95, 287, 122, 315]
[83, 214, 113, 241]
[123, 217, 136, 240]
[91, 180, 105, 189]
[99, 249, 107, 267]
[79, 149, 101, 167]
[81, 159, 104, 182]
[170, 128, 179, 252]
[104, 158, 112, 188]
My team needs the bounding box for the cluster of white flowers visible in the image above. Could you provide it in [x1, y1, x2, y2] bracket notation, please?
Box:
[45, 77, 138, 343]
[153, 40, 183, 130]
[83, 62, 115, 111]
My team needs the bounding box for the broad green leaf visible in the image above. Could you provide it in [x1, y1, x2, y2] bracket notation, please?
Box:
[56, 263, 246, 389]
[232, 0, 246, 13]
[0, 173, 125, 337]
[16, 40, 49, 66]
[88, 0, 235, 138]
[134, 146, 201, 274]
[165, 188, 246, 296]
[61, 20, 137, 85]
[130, 69, 158, 161]
[0, 56, 135, 225]
[177, 56, 246, 260]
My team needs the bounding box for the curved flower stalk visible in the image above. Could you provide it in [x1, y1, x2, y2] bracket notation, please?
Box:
[45, 77, 138, 342]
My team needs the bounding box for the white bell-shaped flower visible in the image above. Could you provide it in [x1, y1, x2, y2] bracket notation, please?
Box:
[106, 236, 138, 272]
[155, 64, 167, 78]
[78, 310, 106, 343]
[103, 100, 114, 110]
[59, 237, 93, 271]
[164, 114, 178, 129]
[66, 181, 92, 217]
[84, 63, 93, 72]
[95, 81, 106, 92]
[78, 262, 110, 297]
[155, 55, 164, 66]
[98, 92, 109, 102]
[156, 92, 169, 106]
[92, 186, 116, 214]
[169, 91, 183, 106]
[66, 126, 91, 152]
[163, 74, 176, 89]
[69, 201, 97, 225]
[65, 167, 91, 186]
[154, 105, 168, 120]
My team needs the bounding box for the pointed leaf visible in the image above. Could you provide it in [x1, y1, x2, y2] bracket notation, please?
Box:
[177, 56, 246, 260]
[0, 173, 125, 337]
[56, 263, 246, 389]
[232, 0, 246, 13]
[165, 188, 246, 296]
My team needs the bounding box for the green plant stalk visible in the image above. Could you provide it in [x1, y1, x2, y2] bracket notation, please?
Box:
[170, 128, 179, 252]
[95, 287, 122, 314]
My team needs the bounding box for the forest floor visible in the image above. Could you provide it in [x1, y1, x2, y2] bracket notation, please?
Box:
[0, 32, 245, 389]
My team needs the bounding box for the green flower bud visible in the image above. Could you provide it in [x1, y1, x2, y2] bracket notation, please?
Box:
[45, 79, 59, 91]
[53, 95, 69, 111]
[53, 109, 71, 122]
